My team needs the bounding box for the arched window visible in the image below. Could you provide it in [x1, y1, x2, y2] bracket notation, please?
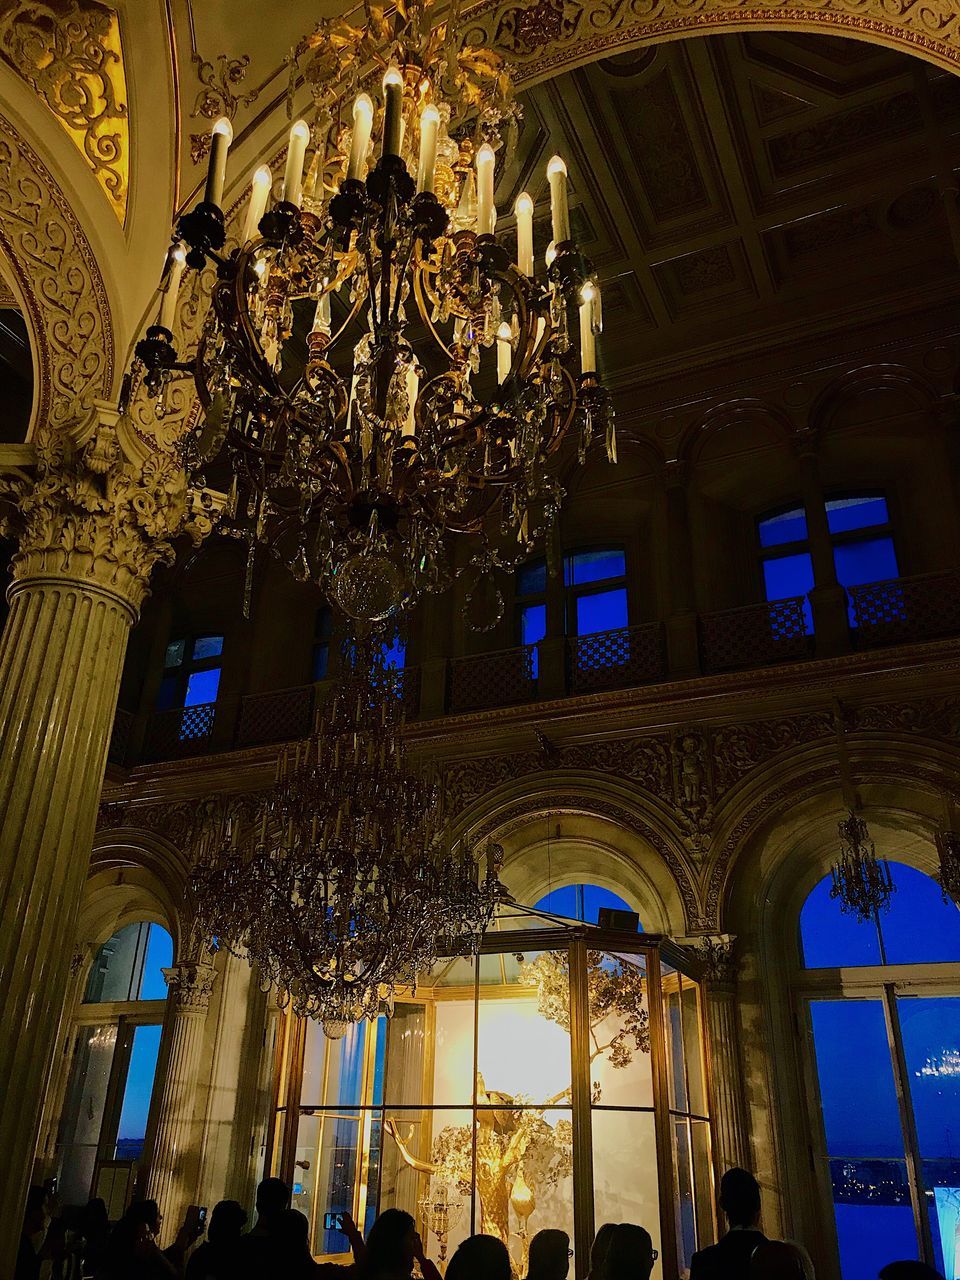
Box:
[535, 882, 639, 927]
[58, 922, 173, 1213]
[797, 864, 960, 1280]
[757, 493, 898, 632]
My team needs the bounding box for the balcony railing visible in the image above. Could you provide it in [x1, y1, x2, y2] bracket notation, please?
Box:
[236, 684, 315, 748]
[568, 623, 667, 694]
[850, 569, 960, 648]
[143, 701, 217, 761]
[698, 597, 811, 673]
[448, 645, 536, 713]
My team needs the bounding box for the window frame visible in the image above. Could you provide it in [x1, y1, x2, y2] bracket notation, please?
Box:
[794, 866, 960, 1278]
[562, 546, 630, 638]
[514, 546, 631, 649]
[158, 631, 225, 710]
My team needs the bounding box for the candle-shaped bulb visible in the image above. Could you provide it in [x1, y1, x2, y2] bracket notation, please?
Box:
[546, 153, 570, 244]
[417, 103, 441, 193]
[476, 142, 496, 237]
[515, 191, 534, 276]
[158, 241, 187, 332]
[382, 66, 404, 158]
[579, 280, 597, 374]
[242, 164, 272, 244]
[282, 119, 311, 205]
[204, 116, 233, 208]
[496, 320, 512, 386]
[545, 240, 557, 269]
[348, 93, 374, 181]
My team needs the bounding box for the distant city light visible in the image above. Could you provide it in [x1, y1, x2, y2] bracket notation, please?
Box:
[916, 1048, 960, 1079]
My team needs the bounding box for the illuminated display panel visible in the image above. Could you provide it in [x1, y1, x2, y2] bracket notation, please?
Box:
[269, 921, 715, 1278]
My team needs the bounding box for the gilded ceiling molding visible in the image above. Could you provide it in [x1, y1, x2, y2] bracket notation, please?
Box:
[0, 111, 113, 432]
[188, 51, 259, 165]
[0, 0, 128, 222]
[459, 0, 960, 83]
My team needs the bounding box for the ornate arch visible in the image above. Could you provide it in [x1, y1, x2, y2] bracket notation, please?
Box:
[461, 0, 960, 84]
[0, 109, 114, 436]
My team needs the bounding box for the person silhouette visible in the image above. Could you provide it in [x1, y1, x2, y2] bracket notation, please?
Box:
[602, 1223, 658, 1280]
[445, 1235, 512, 1280]
[526, 1230, 572, 1280]
[690, 1169, 766, 1280]
[185, 1200, 247, 1280]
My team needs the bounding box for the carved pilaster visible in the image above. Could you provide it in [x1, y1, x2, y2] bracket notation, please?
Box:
[693, 934, 751, 1173]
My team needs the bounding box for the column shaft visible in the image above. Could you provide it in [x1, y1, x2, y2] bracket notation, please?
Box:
[704, 982, 751, 1174]
[0, 575, 134, 1251]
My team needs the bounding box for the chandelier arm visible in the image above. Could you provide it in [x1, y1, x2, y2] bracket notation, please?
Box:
[224, 249, 288, 400]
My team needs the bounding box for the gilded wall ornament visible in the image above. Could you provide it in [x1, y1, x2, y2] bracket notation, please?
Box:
[189, 52, 259, 165]
[0, 0, 128, 221]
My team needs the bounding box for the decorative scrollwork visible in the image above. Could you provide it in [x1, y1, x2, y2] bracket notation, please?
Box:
[0, 0, 128, 221]
[189, 51, 260, 164]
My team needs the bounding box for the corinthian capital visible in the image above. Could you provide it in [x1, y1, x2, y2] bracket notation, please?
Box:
[163, 960, 218, 1015]
[0, 402, 218, 615]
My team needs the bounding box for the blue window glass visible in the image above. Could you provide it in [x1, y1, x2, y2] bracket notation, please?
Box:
[185, 667, 221, 706]
[192, 635, 224, 661]
[564, 549, 626, 587]
[534, 883, 638, 926]
[835, 537, 900, 626]
[518, 558, 547, 596]
[313, 645, 330, 681]
[520, 604, 546, 679]
[380, 634, 406, 670]
[115, 1024, 163, 1161]
[156, 674, 178, 712]
[164, 639, 186, 668]
[801, 865, 960, 968]
[761, 552, 814, 633]
[575, 586, 628, 636]
[826, 495, 890, 535]
[84, 922, 173, 1003]
[139, 925, 173, 1000]
[758, 506, 808, 549]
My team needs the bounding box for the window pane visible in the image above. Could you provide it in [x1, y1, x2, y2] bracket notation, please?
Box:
[898, 997, 960, 1279]
[575, 587, 628, 636]
[878, 865, 960, 965]
[758, 506, 808, 548]
[137, 925, 173, 1001]
[184, 667, 221, 706]
[164, 638, 186, 669]
[834, 536, 899, 591]
[192, 635, 224, 660]
[810, 1000, 919, 1280]
[517, 558, 547, 596]
[800, 874, 883, 968]
[564, 549, 626, 586]
[85, 923, 150, 1003]
[58, 1025, 118, 1205]
[115, 1024, 163, 1161]
[827, 495, 890, 535]
[313, 642, 329, 682]
[762, 551, 814, 633]
[593, 1111, 662, 1280]
[380, 635, 406, 670]
[520, 603, 546, 646]
[580, 885, 636, 925]
[156, 674, 178, 712]
[535, 885, 579, 920]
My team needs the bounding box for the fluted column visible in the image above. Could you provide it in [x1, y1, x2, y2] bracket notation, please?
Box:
[698, 935, 750, 1173]
[0, 406, 211, 1275]
[147, 961, 218, 1230]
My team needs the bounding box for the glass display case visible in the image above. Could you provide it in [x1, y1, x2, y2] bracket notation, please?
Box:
[267, 922, 715, 1279]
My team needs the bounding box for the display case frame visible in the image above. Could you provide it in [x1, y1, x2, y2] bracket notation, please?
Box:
[266, 921, 716, 1279]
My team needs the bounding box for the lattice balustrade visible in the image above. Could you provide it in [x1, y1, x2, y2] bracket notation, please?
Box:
[108, 708, 134, 766]
[144, 702, 217, 761]
[569, 623, 667, 693]
[699, 597, 811, 673]
[237, 685, 316, 747]
[448, 645, 536, 712]
[851, 570, 960, 648]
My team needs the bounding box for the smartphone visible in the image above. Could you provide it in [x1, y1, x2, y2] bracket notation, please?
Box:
[324, 1211, 344, 1231]
[43, 1177, 58, 1198]
[184, 1205, 205, 1234]
[198, 1206, 208, 1227]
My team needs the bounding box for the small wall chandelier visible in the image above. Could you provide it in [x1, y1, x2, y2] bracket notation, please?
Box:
[131, 0, 612, 623]
[192, 637, 505, 1032]
[830, 810, 895, 921]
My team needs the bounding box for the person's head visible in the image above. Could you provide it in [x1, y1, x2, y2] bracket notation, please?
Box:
[528, 1229, 571, 1280]
[446, 1234, 512, 1280]
[23, 1186, 49, 1237]
[255, 1177, 291, 1226]
[602, 1224, 656, 1280]
[208, 1200, 247, 1246]
[719, 1168, 761, 1230]
[750, 1241, 808, 1280]
[590, 1224, 618, 1277]
[365, 1208, 419, 1275]
[274, 1209, 313, 1261]
[83, 1198, 110, 1234]
[879, 1264, 945, 1280]
[125, 1199, 162, 1237]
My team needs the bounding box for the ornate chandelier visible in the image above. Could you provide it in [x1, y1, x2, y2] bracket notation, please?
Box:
[829, 810, 895, 922]
[131, 0, 612, 623]
[936, 827, 960, 905]
[192, 638, 505, 1033]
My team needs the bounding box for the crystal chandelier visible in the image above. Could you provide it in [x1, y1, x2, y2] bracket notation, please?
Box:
[192, 637, 505, 1031]
[829, 810, 896, 922]
[131, 0, 613, 623]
